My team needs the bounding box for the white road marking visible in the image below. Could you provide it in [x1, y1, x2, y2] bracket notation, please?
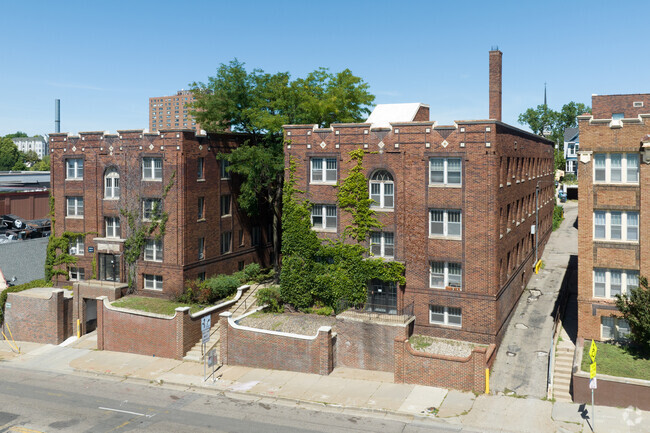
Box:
[98, 407, 156, 418]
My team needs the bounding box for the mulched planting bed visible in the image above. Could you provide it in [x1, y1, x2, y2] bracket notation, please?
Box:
[237, 312, 336, 335]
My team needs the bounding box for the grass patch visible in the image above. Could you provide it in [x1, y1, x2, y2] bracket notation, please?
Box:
[409, 335, 433, 351]
[581, 340, 650, 381]
[111, 296, 208, 316]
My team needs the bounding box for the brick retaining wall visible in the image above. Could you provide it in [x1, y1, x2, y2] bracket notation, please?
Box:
[220, 311, 334, 375]
[4, 289, 72, 344]
[394, 336, 496, 392]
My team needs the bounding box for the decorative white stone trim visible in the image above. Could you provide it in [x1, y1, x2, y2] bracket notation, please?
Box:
[578, 150, 592, 164]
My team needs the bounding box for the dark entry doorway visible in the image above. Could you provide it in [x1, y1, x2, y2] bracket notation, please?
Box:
[98, 253, 120, 282]
[366, 279, 397, 314]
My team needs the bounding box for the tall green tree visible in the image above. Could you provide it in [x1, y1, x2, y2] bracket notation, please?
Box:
[189, 59, 375, 275]
[616, 276, 650, 355]
[0, 137, 22, 171]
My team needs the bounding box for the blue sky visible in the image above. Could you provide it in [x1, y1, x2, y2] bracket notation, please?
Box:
[2, 0, 650, 137]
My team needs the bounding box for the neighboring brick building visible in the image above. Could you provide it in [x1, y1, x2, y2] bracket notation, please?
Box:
[49, 129, 272, 299]
[577, 93, 650, 341]
[283, 51, 555, 346]
[149, 90, 201, 133]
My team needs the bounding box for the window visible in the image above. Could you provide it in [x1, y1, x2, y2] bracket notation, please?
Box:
[143, 198, 162, 221]
[311, 205, 337, 230]
[142, 157, 162, 180]
[311, 158, 337, 183]
[593, 268, 639, 298]
[66, 197, 84, 217]
[69, 235, 84, 256]
[69, 267, 85, 281]
[198, 197, 205, 220]
[429, 305, 462, 327]
[198, 237, 205, 260]
[144, 274, 163, 291]
[429, 158, 461, 185]
[430, 261, 462, 289]
[198, 272, 206, 282]
[366, 279, 397, 314]
[601, 316, 630, 341]
[370, 232, 394, 258]
[252, 226, 261, 246]
[66, 159, 84, 179]
[197, 157, 204, 179]
[144, 239, 162, 261]
[221, 231, 232, 254]
[221, 160, 230, 179]
[105, 217, 121, 238]
[369, 170, 394, 209]
[104, 168, 120, 199]
[238, 261, 245, 271]
[221, 194, 231, 216]
[238, 229, 244, 246]
[593, 210, 638, 242]
[593, 153, 639, 183]
[429, 209, 462, 237]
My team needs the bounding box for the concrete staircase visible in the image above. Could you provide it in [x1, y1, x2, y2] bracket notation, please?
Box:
[182, 283, 264, 362]
[553, 326, 576, 402]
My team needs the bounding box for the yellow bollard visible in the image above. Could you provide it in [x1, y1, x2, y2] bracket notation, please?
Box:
[485, 368, 490, 394]
[77, 319, 81, 338]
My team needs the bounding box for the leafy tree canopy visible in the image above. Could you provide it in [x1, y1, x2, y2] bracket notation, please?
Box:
[518, 101, 591, 149]
[616, 276, 650, 355]
[4, 131, 28, 139]
[0, 137, 22, 171]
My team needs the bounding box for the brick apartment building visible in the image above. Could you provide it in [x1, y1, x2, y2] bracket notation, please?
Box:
[577, 93, 650, 341]
[149, 90, 200, 133]
[283, 51, 555, 346]
[49, 129, 272, 297]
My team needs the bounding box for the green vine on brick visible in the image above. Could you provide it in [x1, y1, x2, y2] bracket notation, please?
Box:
[121, 170, 175, 293]
[45, 231, 97, 283]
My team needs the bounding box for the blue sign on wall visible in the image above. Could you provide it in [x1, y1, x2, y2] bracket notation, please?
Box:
[88, 246, 95, 253]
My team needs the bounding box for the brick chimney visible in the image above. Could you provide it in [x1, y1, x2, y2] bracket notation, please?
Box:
[489, 49, 502, 121]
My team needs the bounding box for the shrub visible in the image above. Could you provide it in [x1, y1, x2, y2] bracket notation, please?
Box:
[243, 263, 261, 282]
[552, 206, 564, 231]
[205, 274, 241, 301]
[1, 279, 52, 325]
[616, 276, 650, 356]
[256, 285, 283, 313]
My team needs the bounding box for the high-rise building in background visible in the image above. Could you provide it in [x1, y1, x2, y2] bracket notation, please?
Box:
[149, 90, 200, 132]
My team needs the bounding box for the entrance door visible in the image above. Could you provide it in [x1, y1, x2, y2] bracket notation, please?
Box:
[366, 279, 397, 314]
[84, 298, 97, 332]
[98, 253, 120, 282]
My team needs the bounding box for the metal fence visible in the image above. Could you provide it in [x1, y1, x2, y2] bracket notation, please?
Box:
[336, 299, 414, 323]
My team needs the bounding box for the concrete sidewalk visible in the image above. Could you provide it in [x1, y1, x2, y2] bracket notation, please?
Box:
[1, 336, 647, 432]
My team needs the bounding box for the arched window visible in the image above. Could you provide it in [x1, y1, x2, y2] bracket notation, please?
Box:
[104, 168, 120, 199]
[369, 170, 394, 209]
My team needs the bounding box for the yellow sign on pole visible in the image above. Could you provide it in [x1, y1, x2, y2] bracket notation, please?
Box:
[589, 340, 598, 362]
[590, 362, 597, 379]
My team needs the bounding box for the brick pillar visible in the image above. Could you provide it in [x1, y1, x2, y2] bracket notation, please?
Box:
[220, 312, 232, 365]
[317, 326, 333, 375]
[52, 289, 64, 344]
[96, 296, 107, 351]
[489, 50, 502, 121]
[394, 336, 406, 383]
[175, 307, 190, 360]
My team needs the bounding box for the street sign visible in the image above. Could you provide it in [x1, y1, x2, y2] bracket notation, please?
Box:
[202, 329, 210, 344]
[201, 316, 211, 333]
[590, 362, 597, 379]
[589, 340, 598, 362]
[589, 378, 597, 389]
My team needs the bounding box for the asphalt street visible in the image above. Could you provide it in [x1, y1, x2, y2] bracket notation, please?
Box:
[0, 366, 475, 433]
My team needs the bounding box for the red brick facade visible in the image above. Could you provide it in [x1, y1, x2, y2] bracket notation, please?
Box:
[49, 129, 272, 298]
[4, 289, 72, 344]
[577, 94, 650, 341]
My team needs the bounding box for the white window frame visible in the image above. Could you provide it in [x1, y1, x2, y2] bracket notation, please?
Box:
[144, 239, 163, 262]
[370, 231, 394, 258]
[429, 261, 462, 289]
[429, 157, 462, 186]
[221, 231, 232, 254]
[142, 157, 162, 181]
[104, 168, 120, 199]
[601, 316, 630, 341]
[593, 210, 639, 242]
[593, 153, 639, 184]
[143, 198, 162, 221]
[66, 197, 84, 217]
[369, 170, 394, 210]
[310, 158, 337, 184]
[144, 274, 163, 291]
[105, 217, 121, 239]
[311, 204, 337, 231]
[593, 268, 639, 299]
[429, 305, 462, 327]
[66, 158, 84, 180]
[69, 235, 84, 256]
[69, 267, 85, 281]
[429, 209, 462, 238]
